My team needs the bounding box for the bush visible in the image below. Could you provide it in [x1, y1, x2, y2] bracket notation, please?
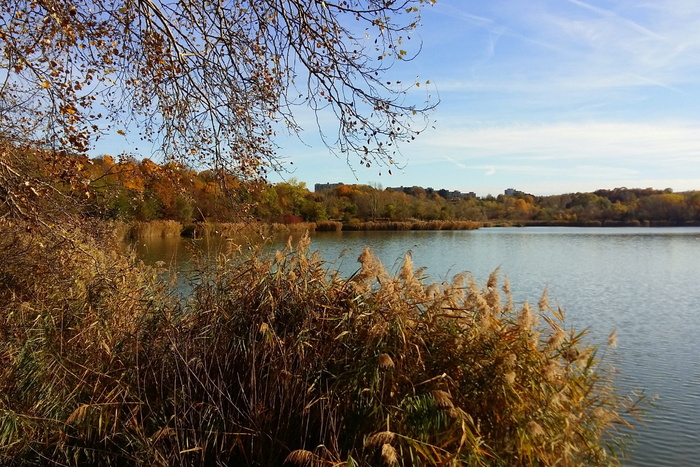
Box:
[0, 222, 642, 466]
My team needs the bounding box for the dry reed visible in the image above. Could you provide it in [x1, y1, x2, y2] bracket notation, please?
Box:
[0, 220, 645, 466]
[125, 219, 184, 239]
[192, 221, 320, 238]
[343, 220, 481, 231]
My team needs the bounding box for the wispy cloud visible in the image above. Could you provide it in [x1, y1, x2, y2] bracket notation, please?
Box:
[562, 0, 667, 40]
[424, 0, 700, 97]
[416, 121, 700, 164]
[443, 155, 467, 169]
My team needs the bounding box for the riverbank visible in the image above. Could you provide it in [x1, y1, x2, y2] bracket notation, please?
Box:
[116, 217, 700, 241]
[116, 219, 483, 240]
[484, 219, 700, 228]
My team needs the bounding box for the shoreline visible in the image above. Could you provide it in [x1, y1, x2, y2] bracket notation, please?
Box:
[116, 218, 700, 241]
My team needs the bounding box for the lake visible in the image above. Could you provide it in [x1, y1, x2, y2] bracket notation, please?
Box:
[130, 226, 700, 466]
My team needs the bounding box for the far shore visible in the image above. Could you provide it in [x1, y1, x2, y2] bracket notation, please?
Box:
[116, 218, 700, 241]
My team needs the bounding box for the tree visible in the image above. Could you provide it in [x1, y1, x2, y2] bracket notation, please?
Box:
[274, 178, 308, 217]
[1, 0, 436, 217]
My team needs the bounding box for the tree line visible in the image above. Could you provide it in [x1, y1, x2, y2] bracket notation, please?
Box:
[59, 155, 700, 227]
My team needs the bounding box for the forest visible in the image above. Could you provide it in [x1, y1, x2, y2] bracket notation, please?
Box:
[75, 154, 700, 228]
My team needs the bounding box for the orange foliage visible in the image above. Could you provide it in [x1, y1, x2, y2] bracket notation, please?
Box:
[140, 159, 161, 177]
[334, 184, 358, 197]
[119, 163, 146, 191]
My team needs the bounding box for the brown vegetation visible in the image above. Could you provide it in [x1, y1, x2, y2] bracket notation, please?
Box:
[124, 220, 185, 240]
[5, 150, 698, 230]
[0, 217, 644, 465]
[344, 219, 482, 231]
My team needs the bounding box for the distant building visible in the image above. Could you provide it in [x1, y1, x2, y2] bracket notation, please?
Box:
[437, 189, 470, 200]
[314, 182, 344, 192]
[504, 188, 517, 196]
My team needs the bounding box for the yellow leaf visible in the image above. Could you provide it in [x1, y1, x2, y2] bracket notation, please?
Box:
[41, 81, 50, 88]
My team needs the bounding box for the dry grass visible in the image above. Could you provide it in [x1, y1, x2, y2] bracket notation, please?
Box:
[313, 220, 343, 231]
[0, 220, 644, 466]
[125, 219, 184, 239]
[345, 220, 482, 231]
[192, 221, 320, 238]
[119, 219, 471, 243]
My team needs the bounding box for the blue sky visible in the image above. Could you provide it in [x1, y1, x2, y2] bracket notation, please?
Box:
[96, 0, 700, 197]
[273, 0, 700, 196]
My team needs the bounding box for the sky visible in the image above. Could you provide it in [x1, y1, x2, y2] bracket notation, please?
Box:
[272, 0, 700, 196]
[96, 0, 700, 197]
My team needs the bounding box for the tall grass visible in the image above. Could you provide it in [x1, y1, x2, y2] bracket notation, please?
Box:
[125, 219, 184, 239]
[313, 220, 344, 231]
[191, 221, 321, 238]
[0, 219, 643, 465]
[344, 220, 482, 231]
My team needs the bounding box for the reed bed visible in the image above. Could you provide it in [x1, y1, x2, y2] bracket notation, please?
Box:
[345, 220, 482, 231]
[125, 219, 184, 239]
[191, 221, 320, 238]
[0, 220, 643, 466]
[313, 220, 343, 231]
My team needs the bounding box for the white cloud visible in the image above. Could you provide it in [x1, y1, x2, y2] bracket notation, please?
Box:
[415, 121, 700, 165]
[442, 155, 467, 169]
